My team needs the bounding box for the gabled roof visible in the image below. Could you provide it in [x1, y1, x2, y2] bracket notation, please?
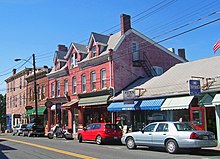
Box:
[64, 42, 87, 59]
[88, 32, 110, 48]
[113, 55, 220, 101]
[54, 51, 67, 63]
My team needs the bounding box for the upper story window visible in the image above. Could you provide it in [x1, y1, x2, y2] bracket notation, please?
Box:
[7, 83, 9, 93]
[100, 69, 106, 89]
[151, 66, 164, 76]
[38, 86, 41, 100]
[29, 89, 33, 101]
[10, 97, 12, 108]
[72, 76, 77, 94]
[82, 74, 86, 92]
[131, 42, 139, 61]
[19, 94, 22, 107]
[10, 82, 12, 92]
[41, 85, 45, 99]
[70, 53, 78, 67]
[13, 80, 15, 91]
[64, 79, 68, 94]
[56, 81, 60, 97]
[20, 78, 22, 89]
[92, 46, 96, 58]
[23, 93, 25, 106]
[14, 95, 17, 107]
[90, 71, 96, 91]
[51, 83, 55, 98]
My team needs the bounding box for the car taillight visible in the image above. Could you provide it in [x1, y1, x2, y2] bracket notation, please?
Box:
[190, 132, 199, 139]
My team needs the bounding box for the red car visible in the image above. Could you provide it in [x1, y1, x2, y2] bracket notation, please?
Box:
[77, 123, 123, 145]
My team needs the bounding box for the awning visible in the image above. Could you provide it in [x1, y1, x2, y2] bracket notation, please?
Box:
[107, 101, 141, 111]
[199, 94, 214, 107]
[212, 94, 220, 105]
[26, 108, 34, 115]
[161, 96, 194, 110]
[140, 99, 165, 110]
[78, 95, 110, 106]
[31, 106, 47, 115]
[62, 99, 78, 107]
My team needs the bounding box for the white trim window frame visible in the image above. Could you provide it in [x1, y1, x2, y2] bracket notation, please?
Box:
[90, 71, 96, 91]
[82, 74, 86, 92]
[72, 76, 77, 94]
[101, 69, 106, 89]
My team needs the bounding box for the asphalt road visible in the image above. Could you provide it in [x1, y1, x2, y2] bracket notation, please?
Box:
[0, 133, 220, 159]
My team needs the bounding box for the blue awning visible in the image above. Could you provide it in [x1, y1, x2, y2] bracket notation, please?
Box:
[107, 101, 141, 111]
[140, 98, 165, 110]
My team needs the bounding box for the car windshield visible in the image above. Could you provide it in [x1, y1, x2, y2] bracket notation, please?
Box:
[174, 122, 196, 131]
[105, 124, 120, 130]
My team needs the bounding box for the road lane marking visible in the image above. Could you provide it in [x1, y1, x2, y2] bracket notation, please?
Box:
[0, 138, 97, 159]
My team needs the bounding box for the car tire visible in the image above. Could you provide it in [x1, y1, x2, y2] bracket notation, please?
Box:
[96, 135, 102, 145]
[126, 137, 136, 149]
[78, 134, 82, 143]
[166, 139, 179, 154]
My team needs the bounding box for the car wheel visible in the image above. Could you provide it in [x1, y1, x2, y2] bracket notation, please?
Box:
[96, 135, 102, 145]
[78, 134, 82, 143]
[126, 137, 136, 149]
[166, 139, 179, 154]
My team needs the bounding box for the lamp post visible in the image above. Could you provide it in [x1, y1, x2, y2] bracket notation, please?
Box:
[15, 53, 38, 122]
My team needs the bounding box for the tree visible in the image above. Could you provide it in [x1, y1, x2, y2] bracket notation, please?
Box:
[0, 94, 6, 132]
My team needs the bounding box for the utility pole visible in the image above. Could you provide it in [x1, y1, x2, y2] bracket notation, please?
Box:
[33, 53, 38, 122]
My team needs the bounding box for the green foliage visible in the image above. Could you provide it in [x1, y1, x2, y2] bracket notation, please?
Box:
[0, 94, 6, 131]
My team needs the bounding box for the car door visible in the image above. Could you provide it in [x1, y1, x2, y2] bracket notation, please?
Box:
[135, 123, 157, 146]
[152, 123, 169, 147]
[83, 124, 94, 140]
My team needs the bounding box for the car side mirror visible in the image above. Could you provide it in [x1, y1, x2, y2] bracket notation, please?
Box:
[141, 129, 144, 134]
[83, 127, 87, 131]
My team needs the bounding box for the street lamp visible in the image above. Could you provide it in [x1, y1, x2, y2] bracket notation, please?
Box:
[15, 53, 38, 123]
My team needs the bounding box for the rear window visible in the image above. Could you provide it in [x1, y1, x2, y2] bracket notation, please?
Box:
[174, 122, 196, 131]
[105, 124, 120, 130]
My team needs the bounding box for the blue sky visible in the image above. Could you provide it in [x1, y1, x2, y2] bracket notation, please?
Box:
[0, 0, 220, 94]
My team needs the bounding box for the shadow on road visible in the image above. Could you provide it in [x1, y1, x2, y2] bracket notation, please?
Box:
[0, 139, 17, 159]
[137, 146, 220, 156]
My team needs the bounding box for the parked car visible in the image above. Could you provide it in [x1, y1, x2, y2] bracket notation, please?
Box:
[121, 121, 217, 154]
[12, 124, 27, 136]
[22, 123, 45, 137]
[77, 123, 123, 145]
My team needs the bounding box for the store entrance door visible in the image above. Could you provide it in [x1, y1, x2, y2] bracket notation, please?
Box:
[190, 106, 205, 130]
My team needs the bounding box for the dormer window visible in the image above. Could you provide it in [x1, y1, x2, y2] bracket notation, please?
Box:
[151, 66, 164, 76]
[92, 46, 96, 58]
[70, 53, 78, 67]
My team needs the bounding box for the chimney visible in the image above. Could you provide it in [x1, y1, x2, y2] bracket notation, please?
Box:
[57, 44, 68, 52]
[120, 14, 131, 35]
[12, 69, 16, 75]
[178, 48, 186, 60]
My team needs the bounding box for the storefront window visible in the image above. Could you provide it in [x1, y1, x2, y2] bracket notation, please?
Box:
[63, 109, 68, 126]
[192, 110, 202, 125]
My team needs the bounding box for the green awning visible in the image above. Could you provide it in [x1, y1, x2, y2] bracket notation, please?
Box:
[212, 94, 220, 106]
[29, 106, 47, 115]
[79, 95, 110, 106]
[26, 108, 35, 115]
[199, 94, 214, 107]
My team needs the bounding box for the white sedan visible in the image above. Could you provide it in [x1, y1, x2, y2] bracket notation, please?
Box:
[121, 121, 217, 154]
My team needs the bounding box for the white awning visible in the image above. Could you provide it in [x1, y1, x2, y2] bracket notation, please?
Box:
[161, 96, 194, 110]
[212, 94, 220, 106]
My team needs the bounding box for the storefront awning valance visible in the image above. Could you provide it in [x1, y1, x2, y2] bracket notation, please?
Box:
[107, 101, 141, 111]
[28, 106, 47, 115]
[161, 96, 194, 110]
[199, 94, 214, 107]
[78, 95, 110, 106]
[26, 108, 35, 115]
[62, 99, 79, 107]
[140, 99, 165, 110]
[212, 93, 220, 105]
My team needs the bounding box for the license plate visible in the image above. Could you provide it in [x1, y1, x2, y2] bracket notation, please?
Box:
[203, 136, 208, 140]
[114, 137, 118, 139]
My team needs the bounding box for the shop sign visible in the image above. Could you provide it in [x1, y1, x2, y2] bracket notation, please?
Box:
[189, 80, 201, 96]
[123, 90, 135, 104]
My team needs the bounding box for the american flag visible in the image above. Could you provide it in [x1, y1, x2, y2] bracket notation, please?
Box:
[213, 39, 220, 53]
